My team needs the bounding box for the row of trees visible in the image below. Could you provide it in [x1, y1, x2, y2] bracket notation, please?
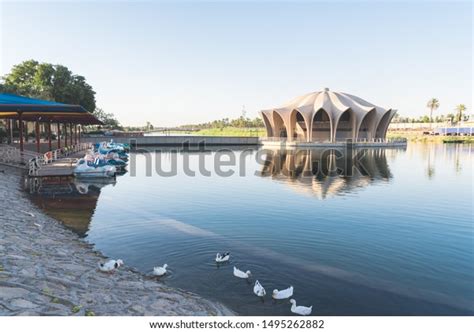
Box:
[426, 98, 468, 123]
[0, 60, 122, 129]
[180, 116, 263, 130]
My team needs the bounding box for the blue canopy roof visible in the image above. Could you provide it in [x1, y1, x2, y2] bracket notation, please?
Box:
[0, 93, 102, 124]
[0, 93, 64, 105]
[0, 93, 87, 113]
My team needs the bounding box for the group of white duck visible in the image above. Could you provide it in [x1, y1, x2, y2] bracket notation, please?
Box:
[98, 252, 312, 316]
[98, 259, 168, 277]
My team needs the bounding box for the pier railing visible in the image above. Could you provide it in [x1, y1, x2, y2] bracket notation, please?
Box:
[27, 143, 93, 176]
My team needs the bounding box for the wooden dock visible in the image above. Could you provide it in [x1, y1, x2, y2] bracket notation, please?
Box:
[33, 158, 78, 177]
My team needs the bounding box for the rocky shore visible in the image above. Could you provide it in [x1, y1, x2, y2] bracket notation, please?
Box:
[0, 167, 233, 316]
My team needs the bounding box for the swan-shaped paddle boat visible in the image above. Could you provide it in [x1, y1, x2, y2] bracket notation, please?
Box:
[290, 299, 312, 316]
[74, 159, 116, 178]
[215, 252, 230, 263]
[98, 259, 123, 273]
[272, 286, 294, 300]
[153, 264, 168, 276]
[233, 266, 251, 279]
[253, 280, 266, 297]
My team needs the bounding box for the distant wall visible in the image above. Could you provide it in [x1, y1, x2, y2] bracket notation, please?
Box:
[83, 136, 260, 147]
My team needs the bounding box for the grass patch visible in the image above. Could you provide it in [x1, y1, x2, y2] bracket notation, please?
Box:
[387, 131, 473, 143]
[72, 305, 82, 314]
[85, 309, 95, 316]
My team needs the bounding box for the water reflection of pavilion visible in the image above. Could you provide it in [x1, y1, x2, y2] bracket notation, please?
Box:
[258, 148, 393, 199]
[25, 177, 115, 235]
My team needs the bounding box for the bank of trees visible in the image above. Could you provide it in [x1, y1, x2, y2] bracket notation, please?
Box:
[0, 60, 122, 129]
[180, 116, 264, 129]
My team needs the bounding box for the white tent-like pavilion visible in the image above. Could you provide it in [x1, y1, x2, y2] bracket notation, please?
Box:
[260, 88, 397, 143]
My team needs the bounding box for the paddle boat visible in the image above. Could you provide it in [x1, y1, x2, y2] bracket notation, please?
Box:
[74, 158, 116, 178]
[84, 151, 127, 169]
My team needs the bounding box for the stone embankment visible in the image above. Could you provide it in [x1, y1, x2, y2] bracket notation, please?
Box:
[0, 167, 233, 316]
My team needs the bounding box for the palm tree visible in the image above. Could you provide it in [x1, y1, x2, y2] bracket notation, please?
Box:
[455, 104, 467, 123]
[426, 98, 440, 128]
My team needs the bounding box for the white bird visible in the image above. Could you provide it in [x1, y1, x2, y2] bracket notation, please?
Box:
[153, 264, 168, 276]
[290, 299, 312, 316]
[253, 280, 266, 297]
[215, 252, 230, 263]
[272, 286, 294, 299]
[233, 266, 251, 279]
[98, 259, 123, 273]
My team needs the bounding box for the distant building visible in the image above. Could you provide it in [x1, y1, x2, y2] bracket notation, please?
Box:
[260, 88, 397, 142]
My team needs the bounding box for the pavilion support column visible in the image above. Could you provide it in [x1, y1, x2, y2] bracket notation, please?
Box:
[18, 112, 24, 152]
[6, 119, 11, 144]
[35, 121, 40, 153]
[9, 119, 13, 144]
[78, 125, 81, 143]
[74, 125, 78, 145]
[70, 123, 73, 146]
[64, 124, 68, 148]
[57, 123, 61, 149]
[24, 121, 28, 143]
[48, 121, 52, 151]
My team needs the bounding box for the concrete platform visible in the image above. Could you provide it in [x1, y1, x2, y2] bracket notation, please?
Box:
[261, 140, 407, 149]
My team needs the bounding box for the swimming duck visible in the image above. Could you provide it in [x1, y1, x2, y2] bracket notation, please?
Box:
[215, 252, 230, 263]
[98, 259, 123, 273]
[153, 264, 168, 276]
[233, 266, 251, 279]
[290, 299, 312, 316]
[253, 280, 266, 297]
[272, 286, 294, 299]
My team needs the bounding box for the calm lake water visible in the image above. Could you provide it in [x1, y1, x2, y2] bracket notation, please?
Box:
[26, 143, 473, 315]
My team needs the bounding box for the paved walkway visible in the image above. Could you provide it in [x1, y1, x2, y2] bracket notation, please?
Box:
[0, 166, 233, 316]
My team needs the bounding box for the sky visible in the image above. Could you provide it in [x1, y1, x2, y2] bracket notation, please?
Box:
[0, 0, 472, 127]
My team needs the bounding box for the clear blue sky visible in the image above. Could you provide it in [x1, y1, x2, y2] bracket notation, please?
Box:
[1, 1, 472, 126]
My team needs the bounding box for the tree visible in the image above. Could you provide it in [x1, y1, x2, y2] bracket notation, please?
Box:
[94, 108, 122, 129]
[1, 60, 96, 112]
[455, 104, 467, 123]
[426, 98, 439, 128]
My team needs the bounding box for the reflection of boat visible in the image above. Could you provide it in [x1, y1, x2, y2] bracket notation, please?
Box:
[25, 177, 115, 236]
[74, 178, 116, 195]
[258, 148, 394, 199]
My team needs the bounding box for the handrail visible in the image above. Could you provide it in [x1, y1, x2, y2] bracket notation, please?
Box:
[27, 142, 92, 176]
